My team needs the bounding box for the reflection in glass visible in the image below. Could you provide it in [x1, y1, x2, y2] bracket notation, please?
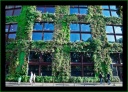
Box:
[106, 26, 113, 33]
[32, 32, 42, 40]
[81, 24, 90, 32]
[42, 53, 52, 62]
[8, 34, 16, 39]
[114, 26, 122, 33]
[84, 66, 94, 77]
[102, 5, 109, 9]
[28, 65, 39, 76]
[112, 66, 118, 76]
[111, 11, 119, 17]
[116, 36, 122, 43]
[110, 5, 117, 10]
[6, 10, 13, 16]
[110, 53, 119, 63]
[70, 8, 78, 14]
[44, 23, 54, 30]
[82, 34, 92, 42]
[107, 35, 115, 43]
[71, 66, 82, 76]
[5, 25, 9, 32]
[79, 8, 88, 14]
[13, 9, 21, 16]
[102, 10, 110, 17]
[10, 24, 18, 32]
[46, 7, 55, 13]
[71, 52, 81, 62]
[70, 33, 80, 42]
[36, 7, 45, 13]
[41, 65, 52, 76]
[70, 24, 79, 31]
[44, 33, 53, 41]
[33, 23, 43, 31]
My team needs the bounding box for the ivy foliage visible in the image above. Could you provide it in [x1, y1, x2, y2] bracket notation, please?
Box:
[6, 5, 122, 82]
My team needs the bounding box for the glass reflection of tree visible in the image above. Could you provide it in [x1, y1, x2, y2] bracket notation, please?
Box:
[71, 53, 81, 62]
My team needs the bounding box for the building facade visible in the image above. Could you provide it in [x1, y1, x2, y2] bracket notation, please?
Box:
[5, 5, 123, 82]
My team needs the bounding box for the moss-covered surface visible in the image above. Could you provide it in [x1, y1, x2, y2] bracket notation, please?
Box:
[6, 5, 122, 82]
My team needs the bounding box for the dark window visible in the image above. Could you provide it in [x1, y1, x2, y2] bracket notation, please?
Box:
[112, 66, 118, 76]
[102, 5, 119, 17]
[71, 52, 81, 62]
[71, 52, 94, 77]
[42, 53, 52, 62]
[29, 51, 40, 61]
[70, 5, 88, 15]
[83, 66, 94, 76]
[71, 66, 82, 76]
[83, 52, 93, 62]
[41, 65, 52, 76]
[110, 53, 119, 63]
[28, 65, 39, 76]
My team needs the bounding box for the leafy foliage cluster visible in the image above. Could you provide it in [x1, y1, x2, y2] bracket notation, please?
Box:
[6, 5, 122, 82]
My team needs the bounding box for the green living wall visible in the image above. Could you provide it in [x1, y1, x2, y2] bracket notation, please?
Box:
[6, 5, 122, 82]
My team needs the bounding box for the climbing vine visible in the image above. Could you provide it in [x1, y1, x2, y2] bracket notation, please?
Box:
[6, 5, 122, 82]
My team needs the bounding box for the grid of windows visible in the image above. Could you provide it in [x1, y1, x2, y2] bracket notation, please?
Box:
[110, 53, 123, 81]
[32, 22, 54, 41]
[102, 5, 119, 17]
[5, 23, 18, 41]
[5, 5, 22, 16]
[71, 52, 94, 77]
[28, 51, 52, 76]
[70, 23, 92, 42]
[36, 5, 55, 13]
[106, 25, 122, 43]
[70, 5, 88, 15]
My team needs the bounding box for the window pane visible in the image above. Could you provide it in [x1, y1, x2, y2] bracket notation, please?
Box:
[5, 25, 9, 32]
[71, 52, 81, 62]
[81, 24, 90, 31]
[32, 32, 42, 40]
[102, 5, 109, 9]
[83, 52, 93, 62]
[5, 5, 14, 9]
[79, 5, 87, 7]
[82, 34, 92, 42]
[44, 33, 53, 41]
[70, 5, 78, 7]
[41, 65, 52, 76]
[71, 66, 82, 76]
[116, 36, 122, 43]
[70, 8, 78, 14]
[6, 10, 13, 16]
[28, 65, 39, 76]
[107, 35, 115, 43]
[112, 66, 118, 76]
[42, 53, 52, 62]
[10, 24, 18, 32]
[114, 26, 122, 34]
[15, 5, 22, 8]
[110, 5, 117, 10]
[8, 34, 16, 39]
[120, 53, 122, 63]
[70, 33, 80, 42]
[106, 26, 113, 33]
[36, 7, 45, 13]
[46, 7, 55, 13]
[13, 9, 21, 16]
[110, 53, 119, 63]
[84, 66, 94, 77]
[102, 10, 110, 17]
[29, 51, 40, 61]
[111, 11, 119, 17]
[33, 23, 43, 31]
[44, 23, 54, 30]
[70, 24, 79, 31]
[79, 8, 88, 14]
